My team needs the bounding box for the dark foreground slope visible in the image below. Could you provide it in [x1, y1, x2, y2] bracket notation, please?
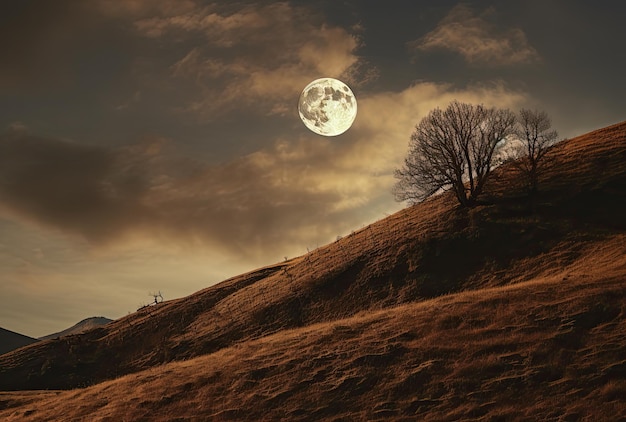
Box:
[0, 121, 624, 420]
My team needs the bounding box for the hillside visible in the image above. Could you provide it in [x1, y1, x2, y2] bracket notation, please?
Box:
[38, 317, 113, 342]
[0, 329, 38, 356]
[1, 257, 624, 421]
[0, 120, 624, 420]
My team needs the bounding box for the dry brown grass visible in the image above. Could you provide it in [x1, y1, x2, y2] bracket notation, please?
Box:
[0, 121, 625, 420]
[1, 257, 624, 420]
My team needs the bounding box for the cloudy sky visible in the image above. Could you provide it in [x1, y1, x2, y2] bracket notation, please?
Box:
[1, 0, 624, 337]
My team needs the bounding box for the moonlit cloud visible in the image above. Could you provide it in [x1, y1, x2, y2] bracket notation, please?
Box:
[131, 2, 368, 119]
[411, 4, 540, 66]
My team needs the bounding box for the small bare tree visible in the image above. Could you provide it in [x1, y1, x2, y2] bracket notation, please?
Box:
[393, 101, 516, 207]
[150, 291, 164, 305]
[514, 108, 558, 194]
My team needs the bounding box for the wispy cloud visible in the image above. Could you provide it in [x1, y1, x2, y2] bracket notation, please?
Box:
[129, 2, 370, 119]
[410, 4, 540, 66]
[0, 132, 153, 243]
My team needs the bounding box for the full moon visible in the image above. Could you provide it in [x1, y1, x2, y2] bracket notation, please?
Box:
[298, 77, 357, 136]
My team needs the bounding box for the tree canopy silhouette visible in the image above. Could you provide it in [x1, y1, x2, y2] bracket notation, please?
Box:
[393, 101, 516, 207]
[513, 108, 559, 195]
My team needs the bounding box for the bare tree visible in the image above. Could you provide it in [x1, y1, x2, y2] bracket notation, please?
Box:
[514, 108, 558, 194]
[150, 291, 164, 305]
[393, 101, 516, 207]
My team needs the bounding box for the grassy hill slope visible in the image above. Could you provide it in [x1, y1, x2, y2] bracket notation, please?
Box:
[1, 244, 624, 420]
[0, 120, 624, 420]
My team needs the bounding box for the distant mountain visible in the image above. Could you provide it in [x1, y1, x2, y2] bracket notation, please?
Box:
[38, 317, 113, 341]
[0, 327, 38, 356]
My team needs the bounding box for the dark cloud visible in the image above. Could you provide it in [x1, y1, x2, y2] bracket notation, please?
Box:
[0, 132, 151, 243]
[0, 130, 372, 260]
